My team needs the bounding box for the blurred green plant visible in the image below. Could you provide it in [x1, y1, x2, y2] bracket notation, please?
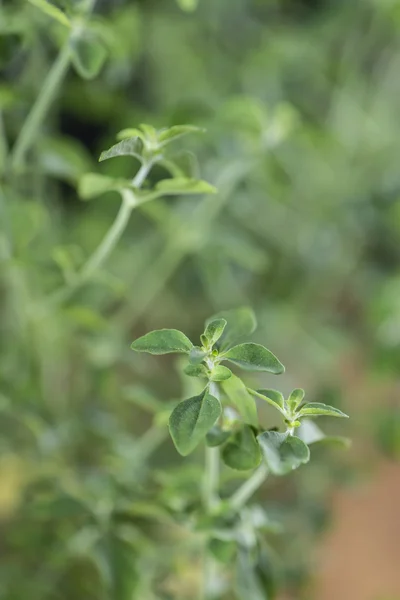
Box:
[2, 0, 398, 597]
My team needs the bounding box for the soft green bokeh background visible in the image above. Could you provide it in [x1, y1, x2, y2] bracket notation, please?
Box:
[1, 0, 400, 598]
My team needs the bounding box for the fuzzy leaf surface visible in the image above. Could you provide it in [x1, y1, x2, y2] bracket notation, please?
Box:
[131, 329, 193, 355]
[169, 390, 221, 455]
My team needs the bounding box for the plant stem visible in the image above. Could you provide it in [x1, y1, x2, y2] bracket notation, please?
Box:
[11, 43, 71, 171]
[0, 112, 8, 170]
[203, 445, 220, 510]
[201, 381, 220, 600]
[230, 464, 269, 510]
[80, 190, 134, 280]
[44, 161, 153, 309]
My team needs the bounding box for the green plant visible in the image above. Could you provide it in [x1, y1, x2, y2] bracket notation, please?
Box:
[132, 307, 349, 598]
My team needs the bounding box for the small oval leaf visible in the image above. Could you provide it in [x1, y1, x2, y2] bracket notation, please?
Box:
[169, 390, 222, 456]
[131, 329, 193, 355]
[222, 425, 261, 471]
[70, 29, 108, 80]
[203, 318, 227, 346]
[206, 425, 231, 447]
[298, 403, 349, 419]
[184, 364, 208, 378]
[252, 389, 285, 412]
[222, 343, 284, 374]
[287, 388, 305, 411]
[210, 365, 232, 382]
[189, 346, 208, 364]
[99, 137, 143, 163]
[257, 431, 310, 475]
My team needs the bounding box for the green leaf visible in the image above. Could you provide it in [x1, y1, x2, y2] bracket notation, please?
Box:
[99, 137, 143, 163]
[236, 550, 266, 600]
[207, 307, 257, 351]
[222, 425, 261, 471]
[155, 177, 216, 196]
[206, 425, 231, 447]
[184, 363, 208, 378]
[208, 538, 236, 564]
[70, 29, 108, 80]
[298, 403, 349, 419]
[169, 390, 221, 455]
[287, 388, 305, 411]
[131, 329, 193, 355]
[251, 389, 285, 413]
[189, 346, 208, 364]
[27, 0, 71, 27]
[78, 173, 131, 200]
[222, 343, 284, 374]
[203, 318, 227, 346]
[210, 365, 232, 382]
[176, 0, 199, 12]
[222, 374, 258, 427]
[116, 128, 144, 141]
[158, 125, 204, 146]
[297, 419, 351, 448]
[257, 431, 310, 475]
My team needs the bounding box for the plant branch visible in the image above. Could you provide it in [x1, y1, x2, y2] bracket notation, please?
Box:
[11, 43, 71, 171]
[230, 463, 269, 510]
[201, 381, 220, 600]
[44, 161, 153, 309]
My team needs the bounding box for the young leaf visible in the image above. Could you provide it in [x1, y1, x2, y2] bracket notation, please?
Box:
[189, 346, 208, 364]
[222, 343, 284, 374]
[70, 29, 108, 80]
[287, 388, 305, 411]
[131, 329, 193, 355]
[28, 0, 71, 27]
[158, 125, 204, 146]
[99, 137, 143, 163]
[207, 307, 257, 351]
[257, 431, 310, 475]
[222, 374, 258, 427]
[203, 318, 227, 346]
[250, 389, 285, 414]
[206, 425, 231, 447]
[155, 177, 216, 196]
[116, 128, 144, 141]
[184, 364, 208, 378]
[78, 173, 131, 200]
[222, 425, 261, 471]
[169, 390, 221, 455]
[210, 365, 232, 382]
[298, 403, 349, 419]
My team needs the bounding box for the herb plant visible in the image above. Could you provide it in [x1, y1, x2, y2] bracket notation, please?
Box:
[132, 307, 349, 598]
[0, 1, 357, 598]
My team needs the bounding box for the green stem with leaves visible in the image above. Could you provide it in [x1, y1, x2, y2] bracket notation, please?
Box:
[44, 160, 154, 309]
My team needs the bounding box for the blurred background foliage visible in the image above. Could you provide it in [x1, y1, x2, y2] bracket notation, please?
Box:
[1, 0, 400, 598]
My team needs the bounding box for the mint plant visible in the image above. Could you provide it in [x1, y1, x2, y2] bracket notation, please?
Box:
[132, 307, 349, 597]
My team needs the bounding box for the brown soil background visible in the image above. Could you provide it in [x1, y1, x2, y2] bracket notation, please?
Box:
[313, 460, 400, 600]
